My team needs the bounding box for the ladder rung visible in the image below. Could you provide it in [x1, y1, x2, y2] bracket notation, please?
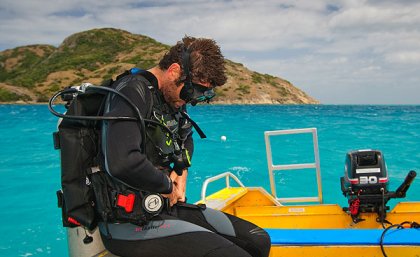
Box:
[272, 163, 316, 170]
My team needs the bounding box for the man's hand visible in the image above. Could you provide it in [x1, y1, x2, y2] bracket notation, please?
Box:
[171, 169, 188, 202]
[161, 181, 181, 207]
[161, 169, 188, 206]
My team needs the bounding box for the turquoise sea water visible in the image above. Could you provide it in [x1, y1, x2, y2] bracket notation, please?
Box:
[0, 104, 419, 257]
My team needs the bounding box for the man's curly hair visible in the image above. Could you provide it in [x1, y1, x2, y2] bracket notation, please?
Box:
[159, 36, 227, 87]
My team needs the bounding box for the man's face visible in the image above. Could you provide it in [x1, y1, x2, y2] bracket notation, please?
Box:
[162, 66, 212, 109]
[161, 80, 185, 109]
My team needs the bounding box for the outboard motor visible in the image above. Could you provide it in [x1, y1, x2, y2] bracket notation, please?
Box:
[340, 150, 416, 223]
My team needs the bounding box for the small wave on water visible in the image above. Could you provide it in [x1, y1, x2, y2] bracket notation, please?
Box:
[227, 166, 252, 183]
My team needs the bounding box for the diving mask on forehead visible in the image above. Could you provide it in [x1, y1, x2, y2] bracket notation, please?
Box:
[179, 47, 216, 106]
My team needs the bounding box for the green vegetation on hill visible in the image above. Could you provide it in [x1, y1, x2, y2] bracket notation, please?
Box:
[0, 45, 54, 88]
[0, 88, 24, 102]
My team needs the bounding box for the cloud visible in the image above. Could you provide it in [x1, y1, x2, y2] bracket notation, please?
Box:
[385, 51, 420, 64]
[0, 0, 419, 104]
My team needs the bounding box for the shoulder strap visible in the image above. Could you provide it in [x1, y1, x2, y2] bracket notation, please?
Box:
[111, 68, 155, 119]
[179, 111, 206, 139]
[136, 70, 155, 119]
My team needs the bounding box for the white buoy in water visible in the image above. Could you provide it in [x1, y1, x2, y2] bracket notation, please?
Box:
[220, 135, 227, 142]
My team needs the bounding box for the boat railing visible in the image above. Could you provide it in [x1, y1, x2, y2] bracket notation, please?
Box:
[264, 128, 323, 204]
[201, 172, 245, 202]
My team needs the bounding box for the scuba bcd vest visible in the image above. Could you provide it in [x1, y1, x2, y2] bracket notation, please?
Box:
[49, 68, 206, 232]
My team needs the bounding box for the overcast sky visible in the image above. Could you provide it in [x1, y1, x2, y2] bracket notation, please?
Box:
[1, 0, 419, 104]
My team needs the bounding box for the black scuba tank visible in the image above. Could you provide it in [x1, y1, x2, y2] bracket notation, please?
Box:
[53, 86, 108, 230]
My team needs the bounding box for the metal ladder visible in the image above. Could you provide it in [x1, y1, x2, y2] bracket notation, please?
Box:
[264, 128, 323, 204]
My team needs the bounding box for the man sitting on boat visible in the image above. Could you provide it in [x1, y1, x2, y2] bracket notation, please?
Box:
[96, 36, 271, 257]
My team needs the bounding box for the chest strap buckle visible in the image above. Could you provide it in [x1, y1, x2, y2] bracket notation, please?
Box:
[116, 193, 136, 213]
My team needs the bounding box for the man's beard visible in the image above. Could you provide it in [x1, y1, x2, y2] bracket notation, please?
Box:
[162, 83, 181, 109]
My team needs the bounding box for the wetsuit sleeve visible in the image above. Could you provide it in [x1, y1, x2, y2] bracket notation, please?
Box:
[103, 78, 173, 194]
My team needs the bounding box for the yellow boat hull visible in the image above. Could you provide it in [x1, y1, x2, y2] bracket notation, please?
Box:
[199, 187, 420, 257]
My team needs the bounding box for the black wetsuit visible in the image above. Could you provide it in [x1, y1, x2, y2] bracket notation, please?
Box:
[100, 71, 271, 257]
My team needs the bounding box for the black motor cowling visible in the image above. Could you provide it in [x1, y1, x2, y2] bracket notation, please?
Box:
[340, 149, 416, 223]
[342, 150, 389, 195]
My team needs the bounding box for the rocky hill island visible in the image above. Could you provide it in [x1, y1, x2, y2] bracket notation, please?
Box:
[0, 28, 319, 104]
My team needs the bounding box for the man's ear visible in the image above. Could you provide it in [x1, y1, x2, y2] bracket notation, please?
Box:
[167, 63, 182, 81]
